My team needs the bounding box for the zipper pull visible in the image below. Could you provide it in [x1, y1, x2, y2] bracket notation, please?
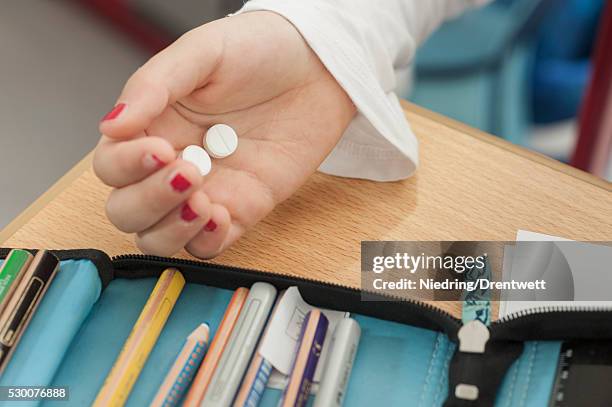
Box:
[454, 320, 490, 402]
[458, 320, 490, 353]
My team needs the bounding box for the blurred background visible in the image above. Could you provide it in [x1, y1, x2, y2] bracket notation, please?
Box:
[0, 0, 610, 230]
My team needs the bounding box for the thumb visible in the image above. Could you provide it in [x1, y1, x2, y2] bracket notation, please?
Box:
[99, 27, 223, 139]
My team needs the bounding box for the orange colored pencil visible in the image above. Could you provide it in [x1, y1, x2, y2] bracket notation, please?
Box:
[182, 287, 249, 407]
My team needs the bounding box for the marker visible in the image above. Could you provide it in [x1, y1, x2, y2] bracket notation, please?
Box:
[280, 310, 329, 407]
[150, 323, 210, 407]
[313, 318, 361, 407]
[0, 249, 34, 314]
[181, 145, 212, 176]
[183, 287, 250, 407]
[204, 282, 277, 407]
[233, 293, 284, 407]
[93, 268, 185, 407]
[0, 250, 59, 373]
[204, 124, 238, 159]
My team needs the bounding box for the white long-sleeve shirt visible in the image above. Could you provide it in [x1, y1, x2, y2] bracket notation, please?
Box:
[237, 0, 487, 181]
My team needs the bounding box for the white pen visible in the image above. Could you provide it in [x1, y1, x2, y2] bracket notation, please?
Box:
[233, 293, 284, 407]
[202, 282, 277, 407]
[313, 318, 361, 407]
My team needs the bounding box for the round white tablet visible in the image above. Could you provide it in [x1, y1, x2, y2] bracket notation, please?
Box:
[181, 145, 212, 176]
[204, 124, 238, 159]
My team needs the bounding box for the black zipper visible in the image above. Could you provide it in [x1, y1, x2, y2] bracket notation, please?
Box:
[111, 253, 463, 337]
[495, 304, 612, 324]
[111, 254, 612, 340]
[3, 249, 612, 341]
[0, 248, 461, 334]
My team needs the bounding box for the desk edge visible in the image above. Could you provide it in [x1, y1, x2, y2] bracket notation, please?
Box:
[0, 152, 94, 245]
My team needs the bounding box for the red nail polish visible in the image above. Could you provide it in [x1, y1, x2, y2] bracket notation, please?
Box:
[101, 103, 126, 122]
[143, 154, 167, 170]
[204, 220, 217, 232]
[152, 155, 166, 168]
[181, 204, 199, 222]
[170, 173, 191, 192]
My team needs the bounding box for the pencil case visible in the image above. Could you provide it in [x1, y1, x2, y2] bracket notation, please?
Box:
[0, 248, 611, 407]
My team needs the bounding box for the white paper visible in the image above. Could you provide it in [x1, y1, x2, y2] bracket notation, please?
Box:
[515, 230, 573, 242]
[498, 230, 612, 318]
[259, 286, 349, 382]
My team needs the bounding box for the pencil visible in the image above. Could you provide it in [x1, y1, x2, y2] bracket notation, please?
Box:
[182, 287, 249, 407]
[93, 268, 185, 407]
[279, 310, 329, 407]
[0, 250, 59, 373]
[0, 249, 33, 315]
[150, 323, 210, 407]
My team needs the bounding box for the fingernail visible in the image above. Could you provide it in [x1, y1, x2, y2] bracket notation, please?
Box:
[181, 204, 199, 222]
[143, 154, 166, 170]
[101, 103, 126, 122]
[170, 173, 191, 192]
[204, 219, 217, 232]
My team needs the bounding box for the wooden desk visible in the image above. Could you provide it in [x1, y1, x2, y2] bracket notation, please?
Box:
[1, 102, 610, 317]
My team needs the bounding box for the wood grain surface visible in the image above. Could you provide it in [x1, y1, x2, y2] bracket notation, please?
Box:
[2, 102, 610, 318]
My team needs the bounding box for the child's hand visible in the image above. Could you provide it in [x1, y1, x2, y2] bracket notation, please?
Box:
[93, 11, 356, 258]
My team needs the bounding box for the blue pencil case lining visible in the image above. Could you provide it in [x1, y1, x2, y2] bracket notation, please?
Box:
[0, 257, 561, 407]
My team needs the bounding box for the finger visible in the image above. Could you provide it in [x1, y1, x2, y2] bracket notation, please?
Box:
[136, 191, 212, 257]
[93, 135, 176, 188]
[105, 160, 203, 233]
[185, 203, 232, 259]
[99, 26, 224, 140]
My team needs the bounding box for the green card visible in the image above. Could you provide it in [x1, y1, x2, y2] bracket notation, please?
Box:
[0, 249, 32, 306]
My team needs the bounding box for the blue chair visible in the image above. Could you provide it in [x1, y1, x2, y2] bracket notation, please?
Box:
[409, 0, 552, 145]
[532, 0, 604, 124]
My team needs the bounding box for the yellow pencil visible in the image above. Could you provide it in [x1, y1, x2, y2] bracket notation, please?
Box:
[93, 268, 185, 407]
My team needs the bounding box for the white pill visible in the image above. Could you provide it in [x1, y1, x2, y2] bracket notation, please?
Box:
[204, 124, 238, 158]
[181, 145, 212, 176]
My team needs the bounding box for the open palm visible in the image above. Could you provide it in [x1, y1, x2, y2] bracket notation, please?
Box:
[94, 12, 355, 258]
